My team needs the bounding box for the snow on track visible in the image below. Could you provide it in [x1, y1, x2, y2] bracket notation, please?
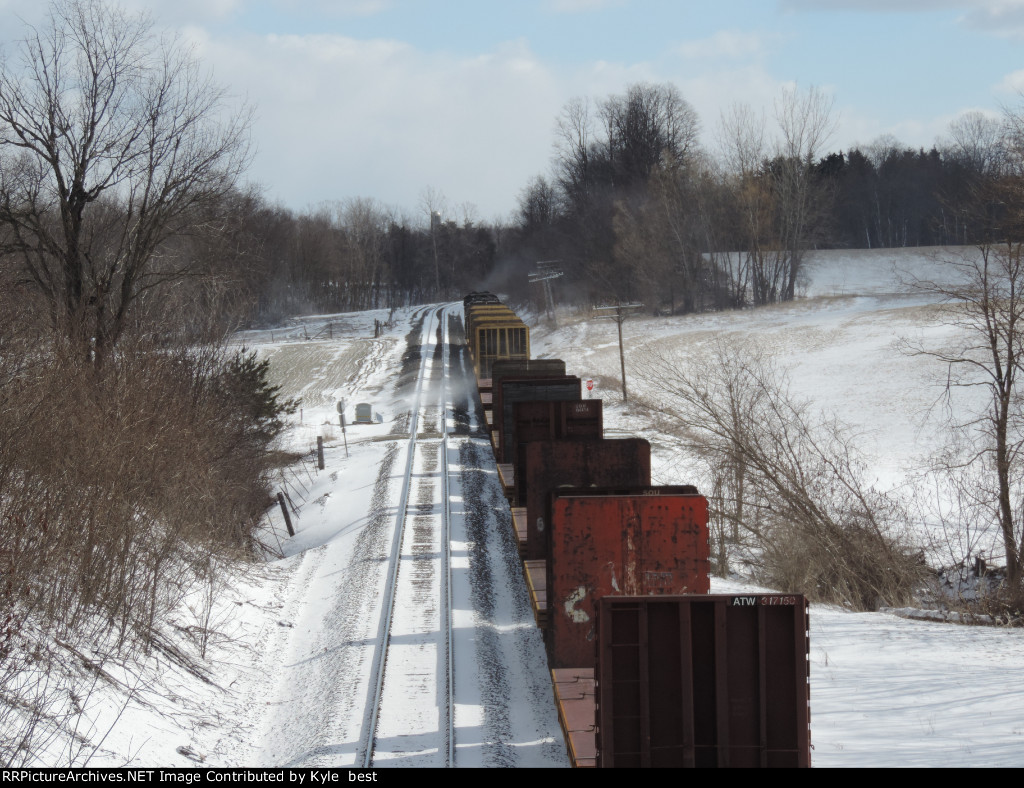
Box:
[368, 307, 451, 766]
[250, 306, 565, 768]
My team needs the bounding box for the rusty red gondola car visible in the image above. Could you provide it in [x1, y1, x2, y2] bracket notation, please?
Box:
[546, 489, 711, 669]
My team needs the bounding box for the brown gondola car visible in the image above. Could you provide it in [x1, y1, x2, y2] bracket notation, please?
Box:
[487, 359, 569, 456]
[520, 439, 652, 560]
[511, 399, 603, 502]
[490, 358, 567, 382]
[595, 595, 811, 768]
[489, 359, 567, 411]
[494, 376, 582, 464]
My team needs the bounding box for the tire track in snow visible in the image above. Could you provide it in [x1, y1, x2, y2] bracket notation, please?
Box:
[261, 337, 397, 409]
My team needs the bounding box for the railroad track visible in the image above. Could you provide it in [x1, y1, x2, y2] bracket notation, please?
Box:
[360, 305, 456, 767]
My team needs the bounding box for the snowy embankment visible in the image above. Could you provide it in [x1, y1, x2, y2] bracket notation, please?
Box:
[23, 248, 1024, 768]
[529, 246, 1024, 767]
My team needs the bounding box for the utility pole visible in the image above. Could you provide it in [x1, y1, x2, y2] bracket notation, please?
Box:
[528, 260, 563, 324]
[593, 303, 642, 402]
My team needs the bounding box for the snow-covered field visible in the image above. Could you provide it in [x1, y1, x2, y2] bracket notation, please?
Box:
[26, 247, 1024, 768]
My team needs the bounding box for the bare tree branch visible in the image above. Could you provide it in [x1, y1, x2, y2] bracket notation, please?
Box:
[0, 0, 252, 364]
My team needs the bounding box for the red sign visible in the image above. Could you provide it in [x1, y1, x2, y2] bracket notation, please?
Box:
[586, 379, 594, 391]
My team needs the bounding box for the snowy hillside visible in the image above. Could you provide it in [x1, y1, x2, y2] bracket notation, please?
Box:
[17, 247, 1024, 769]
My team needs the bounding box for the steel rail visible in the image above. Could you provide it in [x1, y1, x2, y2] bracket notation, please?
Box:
[360, 307, 439, 768]
[441, 304, 455, 767]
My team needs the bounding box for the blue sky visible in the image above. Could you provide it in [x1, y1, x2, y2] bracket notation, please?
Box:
[3, 0, 1023, 221]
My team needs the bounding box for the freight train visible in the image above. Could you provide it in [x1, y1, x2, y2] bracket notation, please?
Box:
[462, 292, 812, 768]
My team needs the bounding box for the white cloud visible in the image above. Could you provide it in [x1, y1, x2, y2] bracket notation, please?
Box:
[189, 30, 570, 220]
[125, 0, 245, 23]
[781, 1, 972, 11]
[780, 0, 1024, 36]
[188, 22, 952, 217]
[0, 0, 244, 32]
[675, 30, 784, 60]
[269, 0, 394, 18]
[833, 105, 992, 157]
[125, 0, 394, 26]
[960, 2, 1024, 36]
[2, 1, 1012, 218]
[0, 0, 51, 39]
[191, 26, 804, 219]
[996, 69, 1024, 95]
[0, 0, 44, 14]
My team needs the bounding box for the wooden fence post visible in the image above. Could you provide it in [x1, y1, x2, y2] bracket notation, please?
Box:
[277, 492, 294, 537]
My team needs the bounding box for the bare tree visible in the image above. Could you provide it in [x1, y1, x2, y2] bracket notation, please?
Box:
[552, 96, 595, 214]
[612, 152, 714, 315]
[598, 82, 700, 190]
[718, 103, 781, 305]
[714, 88, 835, 304]
[333, 197, 391, 310]
[549, 84, 704, 304]
[896, 102, 1024, 601]
[419, 185, 446, 297]
[0, 0, 252, 365]
[773, 85, 837, 300]
[718, 102, 767, 177]
[862, 133, 903, 171]
[516, 175, 560, 230]
[901, 242, 1024, 600]
[634, 339, 925, 610]
[946, 111, 1004, 177]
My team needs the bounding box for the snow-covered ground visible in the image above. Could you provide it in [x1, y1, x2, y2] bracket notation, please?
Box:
[22, 247, 1024, 768]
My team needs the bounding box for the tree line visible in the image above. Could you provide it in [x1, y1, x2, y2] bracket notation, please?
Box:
[502, 87, 1017, 316]
[179, 85, 1019, 327]
[11, 74, 991, 334]
[190, 192, 498, 328]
